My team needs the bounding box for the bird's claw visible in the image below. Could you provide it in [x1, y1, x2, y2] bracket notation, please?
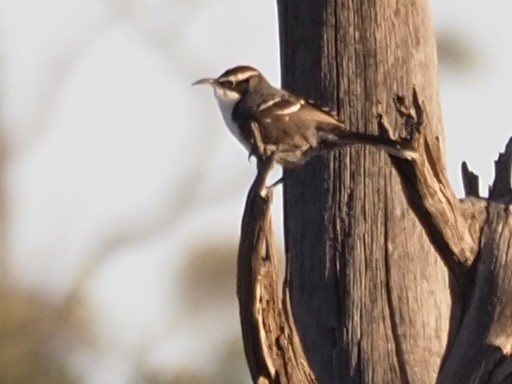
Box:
[268, 176, 284, 189]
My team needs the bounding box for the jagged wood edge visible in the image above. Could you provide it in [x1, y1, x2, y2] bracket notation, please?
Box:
[376, 90, 512, 383]
[459, 137, 512, 201]
[490, 137, 512, 201]
[461, 161, 480, 198]
[376, 89, 487, 280]
[236, 157, 316, 384]
[437, 137, 512, 383]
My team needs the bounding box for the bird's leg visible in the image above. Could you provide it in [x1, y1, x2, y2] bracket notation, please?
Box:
[255, 153, 279, 196]
[268, 175, 285, 189]
[250, 122, 266, 159]
[255, 151, 286, 190]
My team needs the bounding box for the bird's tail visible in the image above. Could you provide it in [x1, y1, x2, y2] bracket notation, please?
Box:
[318, 125, 416, 159]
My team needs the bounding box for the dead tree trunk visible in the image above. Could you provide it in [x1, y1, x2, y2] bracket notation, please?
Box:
[276, 1, 451, 383]
[236, 0, 512, 383]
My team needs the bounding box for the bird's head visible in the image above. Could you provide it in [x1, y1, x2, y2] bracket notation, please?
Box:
[192, 65, 264, 103]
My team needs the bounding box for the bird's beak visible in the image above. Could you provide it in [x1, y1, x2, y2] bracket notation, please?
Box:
[192, 78, 216, 87]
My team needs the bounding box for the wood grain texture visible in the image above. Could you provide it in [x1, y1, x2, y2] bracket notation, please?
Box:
[277, 1, 451, 383]
[237, 158, 316, 384]
[436, 202, 512, 384]
[378, 92, 486, 277]
[435, 141, 512, 384]
[374, 90, 512, 382]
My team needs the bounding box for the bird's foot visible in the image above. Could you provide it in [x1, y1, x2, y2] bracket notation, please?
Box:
[268, 175, 284, 189]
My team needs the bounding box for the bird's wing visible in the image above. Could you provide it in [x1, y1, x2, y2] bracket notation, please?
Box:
[232, 91, 346, 164]
[256, 93, 304, 115]
[256, 93, 343, 128]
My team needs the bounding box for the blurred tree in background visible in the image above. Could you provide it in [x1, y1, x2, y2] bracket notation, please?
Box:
[0, 288, 76, 383]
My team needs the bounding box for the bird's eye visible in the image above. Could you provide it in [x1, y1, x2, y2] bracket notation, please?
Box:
[219, 79, 235, 88]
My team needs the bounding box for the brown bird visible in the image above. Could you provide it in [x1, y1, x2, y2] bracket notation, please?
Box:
[193, 65, 411, 167]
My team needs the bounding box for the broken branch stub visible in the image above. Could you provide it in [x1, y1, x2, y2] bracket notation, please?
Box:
[236, 157, 316, 384]
[490, 137, 512, 202]
[378, 89, 485, 272]
[461, 161, 480, 198]
[437, 197, 512, 383]
[379, 90, 512, 383]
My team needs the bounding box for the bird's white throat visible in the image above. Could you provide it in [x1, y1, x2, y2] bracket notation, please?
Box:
[213, 87, 250, 151]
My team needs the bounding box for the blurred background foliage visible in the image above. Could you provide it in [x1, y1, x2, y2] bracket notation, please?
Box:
[0, 287, 77, 383]
[0, 0, 508, 383]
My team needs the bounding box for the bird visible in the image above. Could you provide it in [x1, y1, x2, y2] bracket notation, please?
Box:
[193, 65, 411, 167]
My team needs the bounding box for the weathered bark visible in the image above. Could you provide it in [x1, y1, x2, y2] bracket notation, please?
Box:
[236, 1, 512, 383]
[237, 157, 316, 384]
[378, 97, 512, 383]
[276, 1, 451, 383]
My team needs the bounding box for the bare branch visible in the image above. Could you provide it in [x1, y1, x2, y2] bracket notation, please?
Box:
[379, 89, 486, 271]
[236, 161, 316, 384]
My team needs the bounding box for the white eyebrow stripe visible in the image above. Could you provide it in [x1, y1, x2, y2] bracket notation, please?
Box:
[219, 70, 259, 83]
[257, 97, 282, 111]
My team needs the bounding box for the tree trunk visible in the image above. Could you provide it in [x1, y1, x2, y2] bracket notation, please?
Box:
[236, 1, 512, 382]
[277, 1, 452, 383]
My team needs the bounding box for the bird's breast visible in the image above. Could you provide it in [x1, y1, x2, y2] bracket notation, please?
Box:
[214, 90, 251, 151]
